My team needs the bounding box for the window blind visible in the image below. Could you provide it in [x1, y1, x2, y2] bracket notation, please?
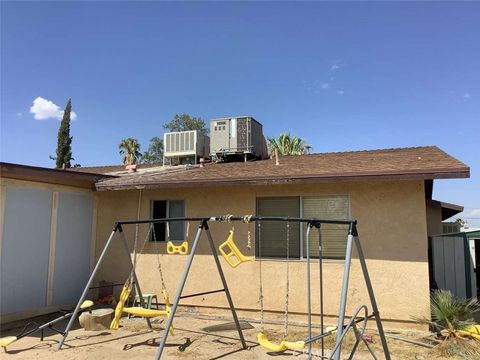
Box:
[302, 196, 349, 259]
[256, 197, 300, 258]
[168, 200, 185, 241]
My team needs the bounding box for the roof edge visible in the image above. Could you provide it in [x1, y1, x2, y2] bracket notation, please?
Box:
[95, 168, 470, 191]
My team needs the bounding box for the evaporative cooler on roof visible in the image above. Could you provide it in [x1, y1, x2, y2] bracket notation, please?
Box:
[163, 130, 210, 165]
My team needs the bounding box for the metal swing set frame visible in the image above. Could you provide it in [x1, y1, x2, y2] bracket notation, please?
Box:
[56, 215, 391, 360]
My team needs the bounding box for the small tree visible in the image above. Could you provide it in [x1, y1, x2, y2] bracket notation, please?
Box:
[416, 290, 480, 357]
[455, 218, 466, 228]
[267, 132, 311, 156]
[119, 138, 141, 165]
[140, 137, 164, 164]
[163, 114, 208, 135]
[53, 99, 74, 168]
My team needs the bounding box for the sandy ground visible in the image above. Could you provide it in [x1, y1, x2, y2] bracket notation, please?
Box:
[0, 310, 462, 360]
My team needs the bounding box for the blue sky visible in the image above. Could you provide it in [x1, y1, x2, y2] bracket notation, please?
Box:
[1, 1, 479, 226]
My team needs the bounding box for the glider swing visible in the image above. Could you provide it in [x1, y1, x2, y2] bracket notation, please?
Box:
[110, 223, 173, 331]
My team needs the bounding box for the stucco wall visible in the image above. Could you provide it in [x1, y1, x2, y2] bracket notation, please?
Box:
[93, 180, 430, 328]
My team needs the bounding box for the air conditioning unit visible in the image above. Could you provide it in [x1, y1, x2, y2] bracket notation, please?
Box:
[163, 130, 210, 165]
[210, 116, 267, 161]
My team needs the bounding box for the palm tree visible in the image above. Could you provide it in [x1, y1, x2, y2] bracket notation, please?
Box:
[119, 138, 141, 165]
[416, 290, 480, 357]
[267, 133, 312, 156]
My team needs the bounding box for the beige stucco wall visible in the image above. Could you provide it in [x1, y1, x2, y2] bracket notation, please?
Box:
[93, 180, 430, 329]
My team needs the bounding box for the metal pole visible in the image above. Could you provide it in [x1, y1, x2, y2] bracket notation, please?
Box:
[204, 224, 247, 350]
[118, 230, 152, 329]
[318, 224, 324, 359]
[56, 228, 117, 351]
[305, 225, 312, 358]
[354, 234, 391, 360]
[332, 225, 355, 360]
[155, 221, 205, 360]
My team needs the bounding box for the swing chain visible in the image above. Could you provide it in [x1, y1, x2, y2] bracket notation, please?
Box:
[284, 222, 290, 339]
[152, 223, 168, 294]
[257, 221, 264, 332]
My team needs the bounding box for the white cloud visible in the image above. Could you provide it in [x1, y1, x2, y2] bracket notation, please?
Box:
[321, 83, 330, 89]
[471, 209, 480, 217]
[16, 112, 23, 116]
[336, 90, 345, 95]
[463, 92, 471, 99]
[30, 97, 77, 120]
[331, 64, 340, 71]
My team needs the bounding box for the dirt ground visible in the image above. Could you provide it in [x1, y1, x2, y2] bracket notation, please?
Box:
[0, 310, 466, 359]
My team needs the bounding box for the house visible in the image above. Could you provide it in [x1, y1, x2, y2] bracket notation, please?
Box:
[0, 145, 470, 329]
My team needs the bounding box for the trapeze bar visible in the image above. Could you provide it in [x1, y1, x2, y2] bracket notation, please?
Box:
[115, 216, 356, 226]
[180, 289, 225, 300]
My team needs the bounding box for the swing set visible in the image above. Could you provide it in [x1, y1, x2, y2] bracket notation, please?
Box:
[51, 215, 390, 360]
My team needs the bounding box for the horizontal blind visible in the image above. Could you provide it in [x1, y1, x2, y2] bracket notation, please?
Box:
[168, 200, 185, 241]
[257, 197, 300, 258]
[302, 196, 349, 259]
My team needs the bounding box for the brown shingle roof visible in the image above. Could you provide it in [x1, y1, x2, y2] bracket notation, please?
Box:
[95, 146, 469, 191]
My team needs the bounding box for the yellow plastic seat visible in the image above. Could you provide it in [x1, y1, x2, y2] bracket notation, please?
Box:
[166, 241, 188, 255]
[257, 332, 305, 352]
[80, 300, 94, 310]
[110, 286, 173, 334]
[459, 324, 480, 341]
[219, 230, 254, 268]
[122, 307, 169, 317]
[0, 336, 17, 348]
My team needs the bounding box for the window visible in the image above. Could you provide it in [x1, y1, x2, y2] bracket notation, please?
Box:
[256, 196, 350, 260]
[151, 200, 185, 242]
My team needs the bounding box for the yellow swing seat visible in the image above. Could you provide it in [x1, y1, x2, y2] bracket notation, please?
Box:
[166, 241, 188, 255]
[257, 332, 305, 352]
[219, 230, 254, 268]
[459, 324, 480, 341]
[122, 307, 169, 318]
[0, 336, 17, 348]
[110, 286, 173, 334]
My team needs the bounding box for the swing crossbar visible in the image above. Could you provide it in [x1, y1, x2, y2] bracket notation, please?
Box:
[115, 216, 356, 227]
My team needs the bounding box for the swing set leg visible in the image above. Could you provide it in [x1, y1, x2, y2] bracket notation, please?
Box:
[155, 220, 247, 360]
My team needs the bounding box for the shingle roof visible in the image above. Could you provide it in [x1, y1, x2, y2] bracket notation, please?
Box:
[95, 146, 469, 191]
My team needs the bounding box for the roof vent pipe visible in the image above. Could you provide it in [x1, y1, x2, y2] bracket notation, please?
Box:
[275, 148, 280, 166]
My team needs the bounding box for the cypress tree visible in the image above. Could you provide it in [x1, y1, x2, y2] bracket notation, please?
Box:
[55, 99, 73, 168]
